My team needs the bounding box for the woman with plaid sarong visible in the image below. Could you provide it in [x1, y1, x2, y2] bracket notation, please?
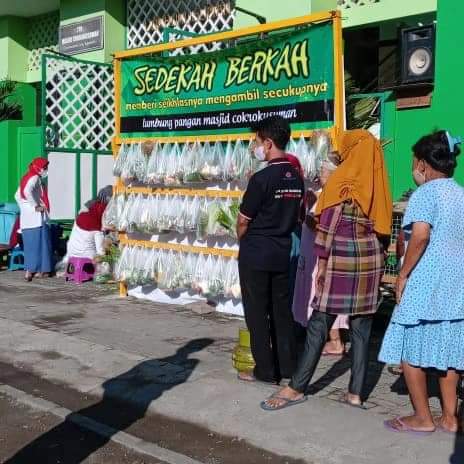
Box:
[261, 129, 393, 411]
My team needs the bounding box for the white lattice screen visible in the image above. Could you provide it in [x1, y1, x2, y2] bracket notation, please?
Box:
[127, 0, 235, 54]
[44, 56, 114, 152]
[338, 0, 380, 8]
[28, 12, 60, 72]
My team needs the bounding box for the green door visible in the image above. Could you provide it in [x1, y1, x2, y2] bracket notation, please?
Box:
[17, 127, 42, 180]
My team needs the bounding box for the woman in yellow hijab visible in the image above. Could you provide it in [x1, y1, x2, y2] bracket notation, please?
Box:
[261, 129, 393, 411]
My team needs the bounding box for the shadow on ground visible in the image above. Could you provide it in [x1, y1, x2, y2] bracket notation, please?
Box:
[4, 338, 213, 464]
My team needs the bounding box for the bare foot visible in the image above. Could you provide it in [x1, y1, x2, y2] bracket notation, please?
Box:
[322, 340, 345, 355]
[434, 415, 459, 433]
[344, 392, 363, 406]
[24, 272, 32, 282]
[389, 415, 435, 432]
[262, 386, 303, 409]
[237, 371, 255, 382]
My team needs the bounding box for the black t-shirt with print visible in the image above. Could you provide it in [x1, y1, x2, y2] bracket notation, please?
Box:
[239, 158, 304, 272]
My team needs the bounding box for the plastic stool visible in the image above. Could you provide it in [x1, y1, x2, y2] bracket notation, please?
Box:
[65, 256, 95, 284]
[8, 247, 24, 271]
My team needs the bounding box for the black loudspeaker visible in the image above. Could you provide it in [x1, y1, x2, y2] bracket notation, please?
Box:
[400, 25, 435, 85]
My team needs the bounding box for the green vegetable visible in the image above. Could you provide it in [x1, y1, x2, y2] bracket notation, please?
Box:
[216, 200, 240, 238]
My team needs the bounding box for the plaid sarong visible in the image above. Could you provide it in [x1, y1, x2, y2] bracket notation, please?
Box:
[311, 202, 384, 315]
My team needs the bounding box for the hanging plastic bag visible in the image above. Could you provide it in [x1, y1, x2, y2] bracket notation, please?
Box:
[216, 198, 240, 238]
[312, 130, 332, 166]
[165, 142, 181, 186]
[242, 139, 258, 180]
[102, 195, 118, 230]
[286, 137, 298, 156]
[182, 252, 196, 288]
[222, 140, 235, 181]
[208, 256, 226, 296]
[113, 143, 128, 177]
[145, 142, 160, 185]
[184, 196, 199, 232]
[210, 141, 225, 181]
[224, 258, 241, 299]
[126, 193, 143, 233]
[144, 194, 159, 233]
[196, 198, 210, 240]
[118, 194, 133, 232]
[133, 142, 148, 181]
[121, 143, 147, 183]
[184, 140, 204, 183]
[114, 245, 129, 282]
[206, 199, 221, 236]
[155, 143, 170, 184]
[138, 195, 154, 234]
[306, 139, 318, 181]
[232, 139, 245, 181]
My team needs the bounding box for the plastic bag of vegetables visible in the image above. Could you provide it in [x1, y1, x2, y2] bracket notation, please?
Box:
[102, 195, 119, 230]
[165, 142, 182, 186]
[113, 143, 129, 177]
[145, 142, 160, 185]
[184, 141, 204, 183]
[117, 194, 133, 232]
[185, 196, 200, 232]
[216, 199, 240, 238]
[222, 140, 235, 181]
[127, 194, 144, 233]
[224, 258, 241, 299]
[286, 137, 298, 156]
[207, 256, 226, 296]
[121, 143, 147, 183]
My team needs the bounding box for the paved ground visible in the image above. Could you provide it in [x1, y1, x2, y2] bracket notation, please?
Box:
[0, 271, 462, 464]
[0, 391, 165, 464]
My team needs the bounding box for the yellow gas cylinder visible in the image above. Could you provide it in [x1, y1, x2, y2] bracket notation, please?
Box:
[232, 327, 255, 374]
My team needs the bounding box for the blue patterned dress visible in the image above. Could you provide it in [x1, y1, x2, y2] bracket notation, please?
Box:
[379, 178, 464, 371]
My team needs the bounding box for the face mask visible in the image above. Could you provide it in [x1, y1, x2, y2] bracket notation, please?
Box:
[253, 145, 266, 162]
[413, 169, 425, 186]
[40, 170, 48, 179]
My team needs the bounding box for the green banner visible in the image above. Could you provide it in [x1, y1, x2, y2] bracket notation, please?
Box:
[120, 22, 334, 138]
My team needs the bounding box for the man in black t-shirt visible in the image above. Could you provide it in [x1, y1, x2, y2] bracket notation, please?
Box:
[237, 116, 304, 384]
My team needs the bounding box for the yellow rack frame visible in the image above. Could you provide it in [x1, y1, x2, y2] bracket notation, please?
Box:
[113, 10, 344, 296]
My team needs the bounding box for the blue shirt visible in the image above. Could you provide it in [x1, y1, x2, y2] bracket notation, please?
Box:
[392, 178, 464, 325]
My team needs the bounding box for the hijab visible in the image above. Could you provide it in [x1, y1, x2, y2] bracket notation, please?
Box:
[19, 157, 50, 212]
[76, 201, 107, 232]
[315, 129, 393, 236]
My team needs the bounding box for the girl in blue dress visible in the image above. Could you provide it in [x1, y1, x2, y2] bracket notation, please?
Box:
[379, 130, 464, 435]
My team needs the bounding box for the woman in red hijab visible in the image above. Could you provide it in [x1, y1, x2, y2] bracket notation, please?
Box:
[64, 185, 113, 262]
[15, 157, 52, 281]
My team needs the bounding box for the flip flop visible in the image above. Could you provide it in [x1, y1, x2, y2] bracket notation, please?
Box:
[260, 395, 307, 411]
[338, 396, 367, 410]
[384, 417, 435, 436]
[387, 365, 403, 376]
